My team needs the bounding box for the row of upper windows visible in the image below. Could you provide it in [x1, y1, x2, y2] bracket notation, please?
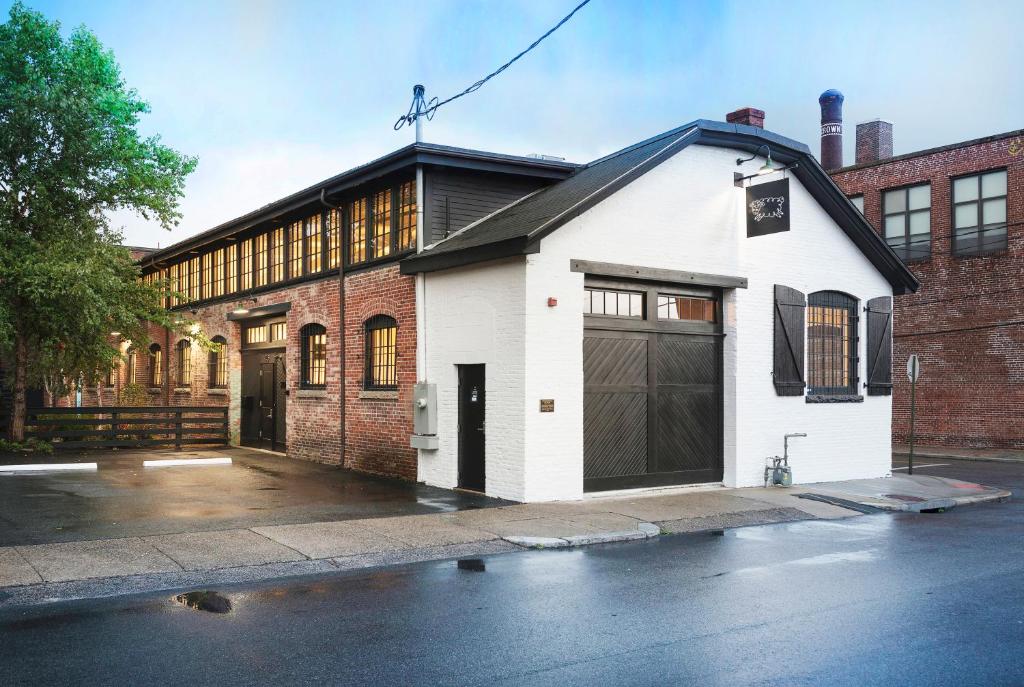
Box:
[847, 168, 1008, 261]
[120, 318, 397, 392]
[142, 181, 417, 306]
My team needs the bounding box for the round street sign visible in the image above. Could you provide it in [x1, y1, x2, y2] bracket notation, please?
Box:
[906, 354, 921, 382]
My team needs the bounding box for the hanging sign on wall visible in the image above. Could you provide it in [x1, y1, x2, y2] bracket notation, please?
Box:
[746, 178, 790, 238]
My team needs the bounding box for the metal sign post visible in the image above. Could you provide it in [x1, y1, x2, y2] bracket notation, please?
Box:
[906, 354, 921, 475]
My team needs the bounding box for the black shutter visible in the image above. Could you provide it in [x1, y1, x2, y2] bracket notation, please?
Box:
[865, 296, 893, 395]
[773, 285, 806, 396]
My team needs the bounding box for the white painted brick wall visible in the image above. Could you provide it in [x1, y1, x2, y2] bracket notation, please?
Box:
[418, 258, 528, 501]
[422, 143, 893, 501]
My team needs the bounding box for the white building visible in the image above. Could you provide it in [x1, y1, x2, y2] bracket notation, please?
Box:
[402, 119, 918, 503]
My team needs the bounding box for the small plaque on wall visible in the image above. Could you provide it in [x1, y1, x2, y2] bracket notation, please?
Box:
[539, 399, 555, 413]
[746, 178, 790, 237]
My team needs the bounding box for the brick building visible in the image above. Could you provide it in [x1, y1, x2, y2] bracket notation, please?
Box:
[84, 145, 575, 480]
[830, 116, 1024, 449]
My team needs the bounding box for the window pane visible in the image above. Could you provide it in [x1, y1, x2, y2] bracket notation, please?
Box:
[907, 184, 930, 210]
[656, 295, 715, 322]
[372, 190, 391, 259]
[908, 210, 930, 236]
[954, 203, 978, 229]
[806, 292, 857, 395]
[981, 170, 1007, 198]
[982, 198, 1006, 225]
[349, 199, 366, 264]
[849, 195, 864, 213]
[953, 176, 978, 202]
[583, 288, 643, 318]
[883, 189, 905, 213]
[884, 215, 904, 239]
[270, 322, 287, 341]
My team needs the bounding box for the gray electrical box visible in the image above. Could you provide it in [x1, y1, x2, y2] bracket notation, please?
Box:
[412, 382, 437, 440]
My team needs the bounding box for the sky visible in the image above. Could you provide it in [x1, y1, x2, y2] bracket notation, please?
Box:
[6, 0, 1024, 248]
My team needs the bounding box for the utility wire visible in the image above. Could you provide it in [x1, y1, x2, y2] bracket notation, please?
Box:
[394, 0, 592, 130]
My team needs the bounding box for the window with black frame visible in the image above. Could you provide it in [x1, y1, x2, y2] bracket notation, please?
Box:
[364, 315, 397, 390]
[301, 324, 327, 389]
[883, 183, 931, 262]
[208, 335, 228, 388]
[349, 198, 367, 265]
[149, 343, 163, 387]
[175, 339, 192, 387]
[807, 291, 858, 396]
[953, 169, 1007, 256]
[127, 348, 137, 385]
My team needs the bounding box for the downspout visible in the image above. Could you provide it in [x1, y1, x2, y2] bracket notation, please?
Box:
[415, 166, 426, 381]
[320, 190, 346, 468]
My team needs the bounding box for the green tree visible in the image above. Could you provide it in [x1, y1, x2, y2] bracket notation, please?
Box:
[0, 3, 196, 439]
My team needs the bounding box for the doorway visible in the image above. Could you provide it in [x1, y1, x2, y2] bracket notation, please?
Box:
[457, 364, 486, 492]
[242, 349, 286, 452]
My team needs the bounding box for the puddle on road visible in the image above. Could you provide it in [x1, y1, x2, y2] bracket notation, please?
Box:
[174, 591, 232, 614]
[457, 559, 486, 572]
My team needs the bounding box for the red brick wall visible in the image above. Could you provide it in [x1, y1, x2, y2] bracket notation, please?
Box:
[832, 132, 1024, 449]
[79, 278, 344, 463]
[343, 264, 417, 480]
[72, 263, 419, 476]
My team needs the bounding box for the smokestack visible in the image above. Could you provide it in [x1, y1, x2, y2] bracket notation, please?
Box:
[855, 119, 894, 164]
[726, 107, 765, 129]
[818, 89, 844, 170]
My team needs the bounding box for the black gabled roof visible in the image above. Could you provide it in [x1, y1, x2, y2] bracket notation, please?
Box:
[140, 142, 577, 267]
[401, 120, 920, 295]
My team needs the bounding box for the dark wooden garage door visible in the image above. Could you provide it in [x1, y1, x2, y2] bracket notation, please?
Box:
[583, 279, 723, 491]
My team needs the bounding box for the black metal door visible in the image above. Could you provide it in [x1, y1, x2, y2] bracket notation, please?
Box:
[241, 349, 286, 452]
[458, 364, 486, 492]
[583, 281, 723, 491]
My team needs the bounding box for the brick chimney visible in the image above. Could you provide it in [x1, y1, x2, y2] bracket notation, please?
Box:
[818, 89, 844, 170]
[726, 107, 765, 128]
[855, 119, 893, 164]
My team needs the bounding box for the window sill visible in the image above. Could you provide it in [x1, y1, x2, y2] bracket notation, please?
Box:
[207, 388, 228, 396]
[147, 388, 162, 395]
[806, 394, 864, 404]
[359, 390, 398, 400]
[296, 388, 328, 399]
[173, 388, 191, 394]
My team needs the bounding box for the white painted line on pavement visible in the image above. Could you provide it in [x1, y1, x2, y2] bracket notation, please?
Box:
[0, 462, 98, 473]
[143, 457, 233, 468]
[891, 463, 949, 471]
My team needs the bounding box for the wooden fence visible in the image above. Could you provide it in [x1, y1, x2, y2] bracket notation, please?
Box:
[23, 406, 229, 450]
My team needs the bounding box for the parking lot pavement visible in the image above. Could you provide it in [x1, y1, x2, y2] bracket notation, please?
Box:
[0, 447, 506, 547]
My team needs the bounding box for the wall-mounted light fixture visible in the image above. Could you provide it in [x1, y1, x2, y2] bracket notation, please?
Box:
[231, 297, 258, 316]
[734, 145, 798, 187]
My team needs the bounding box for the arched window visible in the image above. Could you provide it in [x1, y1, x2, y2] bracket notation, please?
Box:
[300, 324, 327, 389]
[176, 339, 192, 387]
[127, 348, 137, 385]
[208, 335, 228, 388]
[364, 315, 397, 390]
[149, 343, 163, 387]
[807, 291, 858, 396]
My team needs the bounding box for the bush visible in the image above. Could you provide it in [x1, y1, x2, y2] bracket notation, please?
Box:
[0, 437, 54, 455]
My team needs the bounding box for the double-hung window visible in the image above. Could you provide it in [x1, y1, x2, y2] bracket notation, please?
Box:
[883, 183, 931, 262]
[953, 169, 1007, 256]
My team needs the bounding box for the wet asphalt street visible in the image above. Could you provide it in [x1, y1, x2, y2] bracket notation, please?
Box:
[1, 458, 1022, 686]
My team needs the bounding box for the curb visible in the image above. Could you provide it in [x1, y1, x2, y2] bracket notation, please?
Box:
[893, 451, 1024, 465]
[502, 522, 660, 549]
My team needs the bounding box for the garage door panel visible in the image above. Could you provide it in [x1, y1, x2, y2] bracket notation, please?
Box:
[583, 335, 648, 387]
[656, 390, 718, 473]
[658, 337, 718, 385]
[583, 393, 648, 479]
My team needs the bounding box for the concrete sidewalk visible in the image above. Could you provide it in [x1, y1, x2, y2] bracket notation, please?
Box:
[0, 472, 1008, 603]
[0, 486, 850, 593]
[802, 473, 1012, 513]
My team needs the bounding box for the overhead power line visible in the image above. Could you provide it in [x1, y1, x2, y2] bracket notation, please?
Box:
[394, 0, 592, 131]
